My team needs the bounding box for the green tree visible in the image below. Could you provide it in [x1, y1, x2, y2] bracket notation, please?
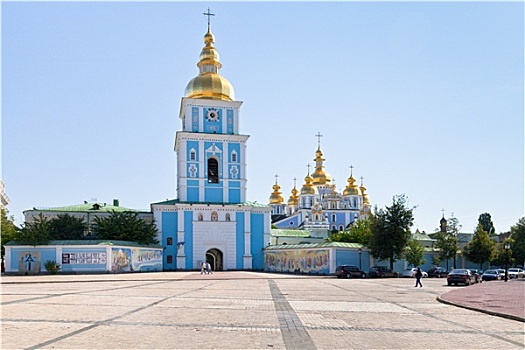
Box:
[509, 217, 525, 266]
[463, 224, 496, 270]
[433, 217, 460, 270]
[404, 239, 426, 267]
[478, 213, 496, 236]
[92, 211, 159, 245]
[16, 213, 51, 246]
[368, 194, 415, 270]
[49, 214, 86, 240]
[328, 217, 372, 244]
[1, 208, 18, 267]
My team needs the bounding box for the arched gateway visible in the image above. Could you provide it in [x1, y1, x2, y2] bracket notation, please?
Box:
[206, 248, 223, 271]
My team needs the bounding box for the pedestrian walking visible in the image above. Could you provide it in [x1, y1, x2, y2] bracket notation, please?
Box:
[205, 262, 213, 274]
[200, 261, 207, 274]
[415, 267, 423, 287]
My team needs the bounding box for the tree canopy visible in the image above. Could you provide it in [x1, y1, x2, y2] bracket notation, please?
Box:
[367, 194, 415, 269]
[509, 217, 525, 266]
[404, 239, 426, 267]
[1, 208, 18, 260]
[49, 214, 87, 240]
[328, 216, 372, 244]
[463, 223, 496, 270]
[92, 211, 159, 245]
[15, 213, 51, 246]
[433, 217, 460, 270]
[478, 213, 496, 236]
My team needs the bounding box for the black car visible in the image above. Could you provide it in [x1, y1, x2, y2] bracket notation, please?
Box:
[335, 265, 366, 279]
[467, 269, 482, 283]
[447, 269, 477, 286]
[481, 269, 500, 281]
[369, 266, 398, 278]
[427, 267, 448, 278]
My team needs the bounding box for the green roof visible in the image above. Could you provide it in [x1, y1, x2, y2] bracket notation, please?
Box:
[412, 231, 435, 241]
[151, 199, 269, 208]
[5, 240, 163, 248]
[271, 229, 311, 238]
[266, 242, 365, 250]
[29, 202, 148, 213]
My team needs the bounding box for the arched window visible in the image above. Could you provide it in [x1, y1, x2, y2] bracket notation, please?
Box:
[332, 214, 336, 222]
[167, 237, 173, 245]
[198, 213, 203, 221]
[226, 213, 231, 222]
[190, 149, 196, 161]
[231, 151, 237, 162]
[339, 225, 344, 231]
[211, 211, 218, 221]
[207, 158, 219, 183]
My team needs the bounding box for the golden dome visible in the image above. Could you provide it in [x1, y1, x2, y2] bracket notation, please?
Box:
[300, 173, 318, 195]
[288, 185, 299, 205]
[360, 179, 370, 205]
[185, 25, 235, 101]
[311, 147, 332, 185]
[269, 182, 284, 204]
[343, 174, 362, 196]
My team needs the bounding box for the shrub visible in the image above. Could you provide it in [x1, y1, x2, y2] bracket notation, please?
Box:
[44, 260, 60, 275]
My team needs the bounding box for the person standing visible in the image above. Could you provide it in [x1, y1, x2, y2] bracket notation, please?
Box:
[201, 261, 207, 274]
[415, 267, 423, 287]
[205, 261, 213, 274]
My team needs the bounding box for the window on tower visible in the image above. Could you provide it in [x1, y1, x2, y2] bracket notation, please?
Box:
[207, 158, 219, 183]
[231, 151, 237, 162]
[190, 150, 196, 161]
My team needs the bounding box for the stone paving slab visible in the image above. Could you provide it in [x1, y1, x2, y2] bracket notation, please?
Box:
[2, 272, 524, 349]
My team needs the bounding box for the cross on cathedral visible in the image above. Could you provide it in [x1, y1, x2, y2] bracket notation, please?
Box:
[349, 164, 354, 175]
[306, 163, 311, 174]
[203, 8, 215, 26]
[274, 174, 279, 184]
[315, 132, 323, 147]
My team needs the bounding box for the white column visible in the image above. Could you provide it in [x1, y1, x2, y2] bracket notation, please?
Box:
[177, 209, 186, 269]
[243, 211, 252, 269]
[56, 246, 63, 269]
[106, 246, 112, 272]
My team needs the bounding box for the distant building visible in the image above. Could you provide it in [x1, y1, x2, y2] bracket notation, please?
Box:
[0, 180, 9, 210]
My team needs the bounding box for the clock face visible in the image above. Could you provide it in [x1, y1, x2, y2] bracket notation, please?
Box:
[206, 109, 219, 122]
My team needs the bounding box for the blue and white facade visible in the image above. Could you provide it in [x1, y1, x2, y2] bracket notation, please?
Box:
[151, 22, 271, 271]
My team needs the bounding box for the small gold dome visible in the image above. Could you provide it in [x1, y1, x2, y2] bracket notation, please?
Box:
[311, 147, 332, 185]
[288, 186, 299, 205]
[185, 25, 234, 101]
[269, 183, 284, 204]
[300, 173, 318, 195]
[343, 175, 362, 196]
[360, 182, 370, 205]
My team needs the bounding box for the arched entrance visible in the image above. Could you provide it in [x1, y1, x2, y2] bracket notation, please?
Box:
[206, 248, 223, 271]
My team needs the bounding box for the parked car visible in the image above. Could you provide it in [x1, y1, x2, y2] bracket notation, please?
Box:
[427, 267, 449, 278]
[402, 268, 428, 278]
[335, 265, 366, 279]
[497, 269, 506, 278]
[507, 268, 524, 279]
[447, 269, 477, 286]
[481, 269, 500, 281]
[467, 269, 483, 283]
[369, 266, 399, 278]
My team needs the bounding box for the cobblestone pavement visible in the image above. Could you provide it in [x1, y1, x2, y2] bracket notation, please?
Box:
[2, 272, 524, 349]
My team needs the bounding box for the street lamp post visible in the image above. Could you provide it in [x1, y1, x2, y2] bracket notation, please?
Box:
[358, 248, 362, 270]
[504, 242, 510, 282]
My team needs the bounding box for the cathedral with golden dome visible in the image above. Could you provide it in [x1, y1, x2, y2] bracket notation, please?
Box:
[151, 13, 271, 272]
[269, 137, 371, 237]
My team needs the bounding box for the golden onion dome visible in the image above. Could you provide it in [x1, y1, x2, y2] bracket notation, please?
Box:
[269, 182, 284, 204]
[185, 25, 235, 101]
[360, 180, 370, 205]
[300, 173, 318, 195]
[343, 174, 362, 196]
[288, 186, 299, 205]
[311, 147, 332, 185]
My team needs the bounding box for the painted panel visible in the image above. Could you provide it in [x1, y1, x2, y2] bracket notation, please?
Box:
[187, 141, 199, 160]
[192, 107, 199, 132]
[227, 109, 234, 134]
[229, 181, 240, 188]
[228, 189, 240, 204]
[205, 187, 223, 202]
[184, 211, 194, 269]
[61, 248, 106, 272]
[162, 212, 178, 269]
[187, 187, 200, 202]
[236, 212, 245, 269]
[265, 249, 330, 275]
[250, 214, 265, 270]
[111, 247, 163, 272]
[10, 248, 56, 273]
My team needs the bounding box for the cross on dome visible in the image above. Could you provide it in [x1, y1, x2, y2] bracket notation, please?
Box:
[315, 132, 323, 147]
[203, 8, 215, 26]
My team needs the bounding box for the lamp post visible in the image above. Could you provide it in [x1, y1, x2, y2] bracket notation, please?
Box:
[504, 242, 510, 282]
[358, 248, 362, 270]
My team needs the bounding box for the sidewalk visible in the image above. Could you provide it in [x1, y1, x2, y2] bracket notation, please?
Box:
[438, 278, 525, 322]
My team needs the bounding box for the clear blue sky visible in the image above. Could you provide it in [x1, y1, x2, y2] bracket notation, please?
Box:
[2, 2, 523, 234]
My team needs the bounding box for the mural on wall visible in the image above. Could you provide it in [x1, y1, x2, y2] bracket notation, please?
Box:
[265, 249, 330, 274]
[62, 252, 107, 265]
[18, 251, 41, 274]
[111, 248, 162, 272]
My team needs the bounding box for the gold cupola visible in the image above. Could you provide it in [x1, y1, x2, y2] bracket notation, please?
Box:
[288, 180, 299, 205]
[359, 177, 370, 205]
[269, 178, 284, 204]
[311, 146, 332, 185]
[300, 171, 318, 195]
[343, 168, 362, 196]
[185, 22, 235, 101]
